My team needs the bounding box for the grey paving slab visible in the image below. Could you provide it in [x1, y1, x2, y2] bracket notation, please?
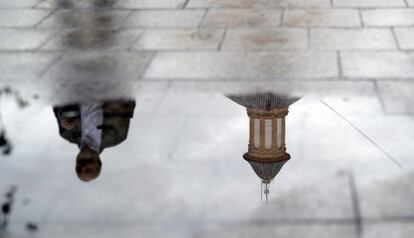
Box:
[283, 9, 361, 27]
[362, 9, 414, 26]
[144, 52, 338, 79]
[376, 81, 414, 114]
[222, 28, 308, 50]
[394, 28, 414, 50]
[333, 0, 406, 7]
[37, 224, 193, 238]
[357, 171, 414, 218]
[363, 224, 414, 238]
[341, 51, 414, 78]
[37, 10, 130, 29]
[123, 10, 205, 28]
[199, 224, 357, 238]
[36, 0, 117, 8]
[44, 163, 214, 224]
[0, 0, 42, 7]
[0, 52, 60, 81]
[133, 29, 223, 50]
[0, 29, 55, 50]
[116, 0, 187, 9]
[310, 28, 396, 50]
[187, 0, 330, 8]
[42, 29, 143, 50]
[41, 51, 154, 82]
[201, 9, 282, 28]
[203, 173, 355, 221]
[0, 9, 51, 27]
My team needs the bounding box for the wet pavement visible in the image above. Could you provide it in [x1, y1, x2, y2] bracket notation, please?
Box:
[1, 0, 414, 238]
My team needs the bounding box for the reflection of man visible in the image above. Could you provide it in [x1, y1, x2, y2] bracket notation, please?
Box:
[53, 100, 135, 182]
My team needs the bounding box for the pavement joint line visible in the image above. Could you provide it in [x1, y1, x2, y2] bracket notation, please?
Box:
[348, 172, 363, 238]
[320, 100, 403, 168]
[217, 29, 228, 51]
[33, 8, 56, 28]
[126, 29, 146, 51]
[357, 8, 365, 27]
[404, 0, 410, 7]
[182, 0, 192, 9]
[35, 28, 63, 50]
[139, 51, 158, 80]
[32, 0, 45, 9]
[197, 9, 209, 28]
[166, 116, 189, 161]
[336, 51, 343, 78]
[372, 80, 388, 115]
[391, 27, 402, 50]
[279, 8, 285, 27]
[37, 49, 67, 78]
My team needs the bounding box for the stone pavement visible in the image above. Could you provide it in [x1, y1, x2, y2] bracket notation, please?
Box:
[0, 0, 414, 84]
[0, 92, 414, 238]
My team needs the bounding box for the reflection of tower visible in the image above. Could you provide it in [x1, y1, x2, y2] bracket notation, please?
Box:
[228, 93, 300, 203]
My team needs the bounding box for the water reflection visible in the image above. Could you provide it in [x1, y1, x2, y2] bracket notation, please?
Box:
[53, 100, 135, 182]
[228, 93, 300, 202]
[0, 87, 29, 156]
[45, 0, 122, 50]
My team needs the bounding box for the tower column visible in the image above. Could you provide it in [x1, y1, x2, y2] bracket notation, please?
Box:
[259, 118, 265, 150]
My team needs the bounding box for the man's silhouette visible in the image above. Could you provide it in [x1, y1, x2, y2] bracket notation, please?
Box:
[53, 100, 135, 182]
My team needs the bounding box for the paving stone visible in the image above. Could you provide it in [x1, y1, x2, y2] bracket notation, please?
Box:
[363, 224, 414, 238]
[42, 29, 143, 50]
[362, 9, 414, 26]
[0, 0, 42, 7]
[133, 29, 223, 50]
[199, 224, 357, 238]
[284, 9, 361, 27]
[252, 175, 355, 220]
[357, 171, 414, 218]
[42, 52, 155, 82]
[201, 172, 355, 221]
[116, 0, 187, 9]
[0, 29, 55, 50]
[187, 0, 330, 8]
[341, 52, 414, 78]
[144, 52, 338, 79]
[310, 29, 396, 50]
[37, 9, 130, 29]
[36, 0, 117, 8]
[0, 52, 60, 81]
[394, 28, 414, 50]
[222, 29, 308, 50]
[124, 10, 205, 28]
[0, 9, 51, 27]
[376, 81, 414, 114]
[202, 9, 282, 28]
[333, 0, 406, 7]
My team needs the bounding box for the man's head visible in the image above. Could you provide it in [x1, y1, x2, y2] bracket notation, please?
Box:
[76, 147, 102, 182]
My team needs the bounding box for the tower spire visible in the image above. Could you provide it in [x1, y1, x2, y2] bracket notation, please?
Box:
[261, 181, 270, 204]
